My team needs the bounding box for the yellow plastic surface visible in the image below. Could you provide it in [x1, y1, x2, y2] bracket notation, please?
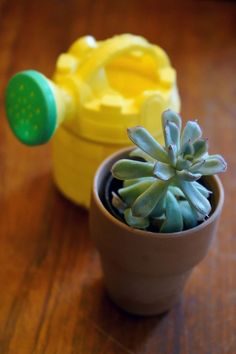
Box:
[50, 34, 180, 208]
[10, 34, 181, 207]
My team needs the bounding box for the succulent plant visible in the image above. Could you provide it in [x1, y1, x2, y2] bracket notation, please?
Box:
[111, 110, 227, 233]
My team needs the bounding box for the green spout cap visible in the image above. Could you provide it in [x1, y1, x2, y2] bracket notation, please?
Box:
[5, 70, 57, 145]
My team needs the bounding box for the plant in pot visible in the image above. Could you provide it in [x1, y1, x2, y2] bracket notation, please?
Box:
[90, 110, 227, 316]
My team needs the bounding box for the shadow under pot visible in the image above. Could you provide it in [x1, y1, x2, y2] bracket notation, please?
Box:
[90, 147, 224, 316]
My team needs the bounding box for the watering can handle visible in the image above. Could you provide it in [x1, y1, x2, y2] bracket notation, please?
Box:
[4, 35, 171, 146]
[76, 34, 170, 81]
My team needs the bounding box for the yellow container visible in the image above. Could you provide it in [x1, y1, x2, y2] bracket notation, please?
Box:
[5, 34, 180, 208]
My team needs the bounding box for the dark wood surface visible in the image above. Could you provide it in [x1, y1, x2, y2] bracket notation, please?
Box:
[0, 0, 236, 353]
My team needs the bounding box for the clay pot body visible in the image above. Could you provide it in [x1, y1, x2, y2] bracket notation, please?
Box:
[90, 148, 224, 316]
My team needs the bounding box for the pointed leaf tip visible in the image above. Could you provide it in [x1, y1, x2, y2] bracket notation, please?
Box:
[162, 109, 182, 130]
[181, 121, 202, 147]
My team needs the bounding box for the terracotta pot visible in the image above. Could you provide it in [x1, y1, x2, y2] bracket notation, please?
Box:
[90, 148, 224, 316]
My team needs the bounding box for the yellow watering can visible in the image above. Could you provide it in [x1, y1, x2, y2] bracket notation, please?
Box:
[5, 34, 180, 207]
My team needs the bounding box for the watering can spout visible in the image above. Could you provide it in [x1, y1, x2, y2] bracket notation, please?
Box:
[5, 70, 73, 146]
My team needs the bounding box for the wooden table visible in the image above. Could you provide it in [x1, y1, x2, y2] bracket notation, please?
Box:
[0, 0, 235, 353]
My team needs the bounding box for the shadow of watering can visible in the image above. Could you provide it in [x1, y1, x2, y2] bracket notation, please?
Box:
[5, 34, 180, 207]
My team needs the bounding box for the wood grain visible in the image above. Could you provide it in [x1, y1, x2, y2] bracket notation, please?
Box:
[0, 0, 236, 353]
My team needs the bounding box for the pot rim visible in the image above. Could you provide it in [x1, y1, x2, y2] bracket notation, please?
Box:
[92, 147, 225, 240]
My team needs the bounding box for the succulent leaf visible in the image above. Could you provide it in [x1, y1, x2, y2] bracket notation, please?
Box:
[178, 179, 211, 216]
[176, 170, 201, 181]
[163, 124, 172, 148]
[179, 201, 198, 229]
[153, 161, 175, 181]
[181, 121, 202, 147]
[181, 140, 194, 157]
[162, 110, 182, 130]
[150, 194, 166, 217]
[132, 180, 168, 217]
[167, 145, 177, 166]
[127, 126, 168, 163]
[124, 208, 149, 229]
[118, 180, 154, 205]
[193, 138, 208, 159]
[129, 148, 155, 162]
[164, 121, 180, 150]
[123, 177, 156, 188]
[192, 181, 212, 198]
[194, 154, 227, 175]
[112, 159, 154, 180]
[189, 159, 206, 173]
[168, 186, 185, 198]
[176, 158, 192, 170]
[160, 192, 183, 233]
